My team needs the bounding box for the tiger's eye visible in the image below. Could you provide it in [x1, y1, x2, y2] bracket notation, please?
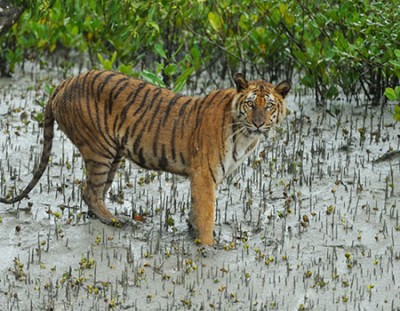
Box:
[266, 102, 274, 109]
[246, 100, 254, 108]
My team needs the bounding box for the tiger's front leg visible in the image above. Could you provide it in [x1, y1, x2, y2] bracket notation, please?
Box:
[189, 171, 217, 245]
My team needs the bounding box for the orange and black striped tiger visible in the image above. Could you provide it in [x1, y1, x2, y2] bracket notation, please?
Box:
[0, 70, 290, 245]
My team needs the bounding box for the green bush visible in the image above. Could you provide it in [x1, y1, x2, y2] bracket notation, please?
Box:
[1, 0, 399, 106]
[384, 49, 400, 121]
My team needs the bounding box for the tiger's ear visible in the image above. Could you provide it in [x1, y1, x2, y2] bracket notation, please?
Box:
[234, 73, 248, 92]
[275, 81, 291, 98]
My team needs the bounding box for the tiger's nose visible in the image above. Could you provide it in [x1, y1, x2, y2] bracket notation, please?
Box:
[253, 120, 264, 129]
[253, 115, 265, 129]
[252, 109, 266, 129]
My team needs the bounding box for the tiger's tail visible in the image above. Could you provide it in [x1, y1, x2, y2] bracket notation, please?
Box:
[0, 93, 56, 204]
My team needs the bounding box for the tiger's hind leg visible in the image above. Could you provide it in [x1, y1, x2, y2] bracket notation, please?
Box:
[82, 159, 117, 224]
[102, 156, 122, 199]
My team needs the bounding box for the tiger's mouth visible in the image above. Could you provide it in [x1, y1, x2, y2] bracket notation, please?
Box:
[246, 125, 270, 136]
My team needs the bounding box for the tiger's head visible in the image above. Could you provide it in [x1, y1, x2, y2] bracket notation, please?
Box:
[233, 73, 291, 136]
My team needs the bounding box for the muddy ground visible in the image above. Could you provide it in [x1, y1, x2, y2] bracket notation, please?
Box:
[0, 64, 399, 310]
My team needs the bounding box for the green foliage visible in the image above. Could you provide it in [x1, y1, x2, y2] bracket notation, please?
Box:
[384, 49, 400, 121]
[0, 0, 399, 104]
[385, 87, 400, 102]
[264, 1, 400, 104]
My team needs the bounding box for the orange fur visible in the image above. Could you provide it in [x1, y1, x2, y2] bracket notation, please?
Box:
[0, 70, 291, 245]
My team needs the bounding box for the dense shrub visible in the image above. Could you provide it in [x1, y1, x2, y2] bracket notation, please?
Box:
[1, 0, 399, 106]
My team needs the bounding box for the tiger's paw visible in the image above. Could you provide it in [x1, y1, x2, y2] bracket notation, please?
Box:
[87, 206, 115, 223]
[187, 218, 216, 246]
[87, 209, 134, 228]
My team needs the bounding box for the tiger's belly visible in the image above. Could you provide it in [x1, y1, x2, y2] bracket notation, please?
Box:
[122, 144, 190, 176]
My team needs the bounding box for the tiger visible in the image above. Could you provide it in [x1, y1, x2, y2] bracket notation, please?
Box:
[0, 70, 290, 245]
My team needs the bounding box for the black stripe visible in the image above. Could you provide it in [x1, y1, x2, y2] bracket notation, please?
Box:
[178, 98, 193, 116]
[195, 91, 221, 127]
[186, 97, 201, 124]
[92, 80, 117, 150]
[113, 80, 130, 100]
[133, 119, 149, 154]
[121, 124, 129, 146]
[158, 96, 190, 163]
[208, 164, 217, 184]
[85, 160, 112, 168]
[117, 82, 147, 130]
[108, 78, 130, 114]
[232, 143, 237, 161]
[181, 97, 201, 138]
[231, 100, 239, 162]
[231, 109, 239, 163]
[50, 80, 62, 100]
[219, 153, 226, 176]
[126, 149, 134, 162]
[143, 87, 162, 110]
[97, 72, 119, 100]
[170, 118, 178, 161]
[162, 94, 182, 126]
[146, 92, 165, 132]
[180, 152, 186, 165]
[86, 71, 104, 131]
[219, 101, 231, 176]
[129, 89, 157, 139]
[152, 119, 162, 157]
[104, 75, 124, 145]
[113, 114, 120, 137]
[159, 144, 169, 170]
[88, 182, 107, 188]
[91, 171, 109, 176]
[63, 78, 75, 112]
[193, 95, 209, 128]
[137, 148, 147, 168]
[119, 126, 130, 148]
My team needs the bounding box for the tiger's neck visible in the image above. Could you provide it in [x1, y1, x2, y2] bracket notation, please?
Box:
[221, 121, 260, 180]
